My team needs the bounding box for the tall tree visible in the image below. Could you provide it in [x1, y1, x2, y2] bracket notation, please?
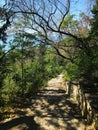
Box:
[90, 0, 98, 41]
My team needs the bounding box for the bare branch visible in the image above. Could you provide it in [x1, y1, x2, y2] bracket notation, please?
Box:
[58, 0, 70, 30]
[2, 0, 90, 62]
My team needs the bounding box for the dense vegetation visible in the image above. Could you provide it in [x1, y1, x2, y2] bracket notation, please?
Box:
[0, 34, 64, 107]
[0, 0, 98, 119]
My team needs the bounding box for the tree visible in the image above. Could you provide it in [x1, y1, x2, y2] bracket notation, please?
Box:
[5, 0, 88, 58]
[90, 0, 98, 41]
[0, 3, 13, 42]
[1, 0, 97, 84]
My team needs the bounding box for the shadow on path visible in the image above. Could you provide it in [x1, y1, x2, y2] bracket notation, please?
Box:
[30, 88, 86, 130]
[0, 88, 86, 130]
[0, 116, 40, 130]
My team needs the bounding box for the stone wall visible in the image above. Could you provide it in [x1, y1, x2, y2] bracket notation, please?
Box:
[65, 81, 98, 130]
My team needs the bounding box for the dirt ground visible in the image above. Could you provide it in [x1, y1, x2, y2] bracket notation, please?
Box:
[0, 74, 86, 130]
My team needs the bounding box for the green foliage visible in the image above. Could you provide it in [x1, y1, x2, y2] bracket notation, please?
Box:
[61, 14, 79, 34]
[61, 15, 76, 28]
[23, 61, 48, 95]
[64, 62, 79, 81]
[90, 0, 98, 39]
[15, 19, 30, 28]
[45, 48, 64, 78]
[62, 3, 98, 83]
[64, 45, 98, 82]
[1, 76, 19, 105]
[0, 32, 66, 107]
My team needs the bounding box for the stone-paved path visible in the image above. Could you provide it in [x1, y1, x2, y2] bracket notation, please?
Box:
[0, 75, 86, 130]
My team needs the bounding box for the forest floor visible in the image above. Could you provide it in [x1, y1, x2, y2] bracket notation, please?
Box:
[0, 74, 86, 130]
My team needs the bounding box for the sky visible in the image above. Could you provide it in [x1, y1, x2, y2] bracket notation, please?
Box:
[0, 0, 93, 28]
[70, 0, 94, 17]
[0, 0, 94, 14]
[0, 0, 94, 21]
[0, 0, 7, 7]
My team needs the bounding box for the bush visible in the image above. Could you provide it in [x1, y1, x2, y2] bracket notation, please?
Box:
[1, 76, 20, 106]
